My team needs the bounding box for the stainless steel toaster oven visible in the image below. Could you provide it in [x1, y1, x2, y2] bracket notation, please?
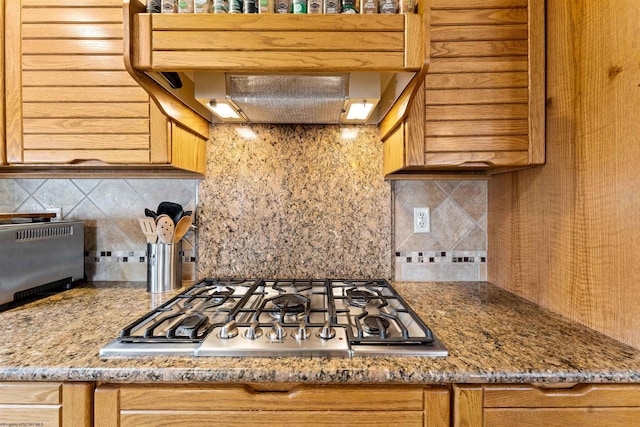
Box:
[0, 218, 84, 307]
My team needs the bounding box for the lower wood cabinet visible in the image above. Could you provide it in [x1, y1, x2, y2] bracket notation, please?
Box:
[454, 384, 640, 427]
[94, 383, 450, 427]
[0, 382, 92, 427]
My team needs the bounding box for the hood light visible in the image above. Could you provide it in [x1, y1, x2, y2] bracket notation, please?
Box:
[345, 101, 376, 121]
[208, 100, 242, 120]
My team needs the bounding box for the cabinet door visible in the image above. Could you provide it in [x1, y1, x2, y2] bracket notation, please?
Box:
[383, 0, 545, 175]
[423, 0, 544, 170]
[454, 384, 640, 427]
[4, 0, 153, 165]
[0, 382, 92, 427]
[96, 383, 449, 427]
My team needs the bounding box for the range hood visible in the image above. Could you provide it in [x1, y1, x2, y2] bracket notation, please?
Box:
[123, 0, 428, 129]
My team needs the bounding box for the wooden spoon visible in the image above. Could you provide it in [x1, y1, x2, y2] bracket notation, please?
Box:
[173, 214, 193, 243]
[156, 214, 175, 244]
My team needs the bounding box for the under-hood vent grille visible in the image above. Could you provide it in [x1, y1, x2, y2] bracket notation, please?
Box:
[228, 75, 347, 124]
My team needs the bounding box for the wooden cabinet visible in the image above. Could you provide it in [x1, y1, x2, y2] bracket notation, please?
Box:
[95, 383, 450, 427]
[0, 382, 92, 427]
[382, 0, 545, 175]
[2, 0, 207, 174]
[454, 384, 640, 427]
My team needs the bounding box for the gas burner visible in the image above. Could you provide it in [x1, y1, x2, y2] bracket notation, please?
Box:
[362, 315, 390, 337]
[345, 288, 376, 306]
[269, 294, 309, 320]
[273, 280, 313, 293]
[201, 287, 235, 309]
[171, 313, 210, 339]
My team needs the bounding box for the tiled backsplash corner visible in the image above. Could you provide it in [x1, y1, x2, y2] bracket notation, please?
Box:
[393, 180, 488, 281]
[0, 178, 198, 281]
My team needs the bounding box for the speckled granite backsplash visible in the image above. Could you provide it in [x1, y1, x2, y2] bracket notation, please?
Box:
[197, 125, 392, 279]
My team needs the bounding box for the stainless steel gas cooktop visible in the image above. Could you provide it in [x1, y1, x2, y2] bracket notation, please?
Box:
[100, 278, 448, 357]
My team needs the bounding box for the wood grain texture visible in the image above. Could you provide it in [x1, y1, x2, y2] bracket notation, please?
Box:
[170, 123, 206, 174]
[426, 88, 528, 104]
[431, 8, 528, 25]
[425, 103, 528, 119]
[426, 119, 528, 137]
[94, 386, 121, 427]
[120, 411, 425, 427]
[488, 0, 640, 349]
[61, 383, 93, 427]
[425, 387, 451, 427]
[22, 71, 138, 87]
[23, 103, 149, 119]
[453, 386, 483, 427]
[426, 150, 529, 167]
[154, 31, 404, 52]
[426, 135, 528, 151]
[383, 123, 406, 175]
[0, 0, 5, 164]
[430, 40, 528, 57]
[429, 56, 528, 73]
[96, 384, 448, 427]
[430, 25, 528, 42]
[150, 51, 407, 72]
[426, 71, 528, 89]
[4, 0, 24, 163]
[0, 382, 61, 404]
[22, 150, 150, 164]
[484, 384, 640, 408]
[484, 408, 640, 427]
[119, 384, 425, 411]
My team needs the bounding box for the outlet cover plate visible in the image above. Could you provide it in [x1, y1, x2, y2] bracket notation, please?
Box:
[413, 207, 430, 233]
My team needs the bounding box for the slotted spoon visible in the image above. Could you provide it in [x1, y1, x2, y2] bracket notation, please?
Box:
[138, 217, 157, 243]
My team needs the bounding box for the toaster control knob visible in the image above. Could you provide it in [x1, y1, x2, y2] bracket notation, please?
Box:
[244, 321, 263, 340]
[267, 321, 286, 341]
[318, 321, 336, 340]
[293, 320, 311, 341]
[219, 320, 238, 339]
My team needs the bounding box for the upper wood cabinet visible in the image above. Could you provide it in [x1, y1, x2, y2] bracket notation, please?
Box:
[2, 0, 207, 175]
[382, 0, 545, 175]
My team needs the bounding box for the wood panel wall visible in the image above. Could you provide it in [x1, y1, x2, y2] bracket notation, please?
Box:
[425, 0, 533, 166]
[488, 0, 640, 348]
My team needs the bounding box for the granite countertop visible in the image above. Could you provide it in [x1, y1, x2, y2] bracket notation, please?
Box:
[1, 281, 640, 385]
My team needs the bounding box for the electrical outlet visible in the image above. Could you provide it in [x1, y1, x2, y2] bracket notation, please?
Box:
[413, 207, 430, 233]
[46, 207, 63, 220]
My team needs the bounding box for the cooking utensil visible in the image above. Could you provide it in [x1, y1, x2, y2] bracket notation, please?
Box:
[173, 214, 193, 243]
[156, 214, 175, 243]
[138, 217, 158, 243]
[157, 202, 183, 225]
[144, 208, 157, 220]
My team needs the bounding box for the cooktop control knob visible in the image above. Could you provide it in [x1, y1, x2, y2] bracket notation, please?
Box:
[219, 320, 238, 339]
[244, 321, 263, 340]
[317, 320, 336, 340]
[267, 321, 286, 341]
[293, 320, 311, 340]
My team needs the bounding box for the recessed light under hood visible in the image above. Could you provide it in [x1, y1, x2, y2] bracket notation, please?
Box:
[194, 72, 412, 125]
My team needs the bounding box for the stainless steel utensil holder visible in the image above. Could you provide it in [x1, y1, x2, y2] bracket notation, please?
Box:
[147, 242, 182, 293]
